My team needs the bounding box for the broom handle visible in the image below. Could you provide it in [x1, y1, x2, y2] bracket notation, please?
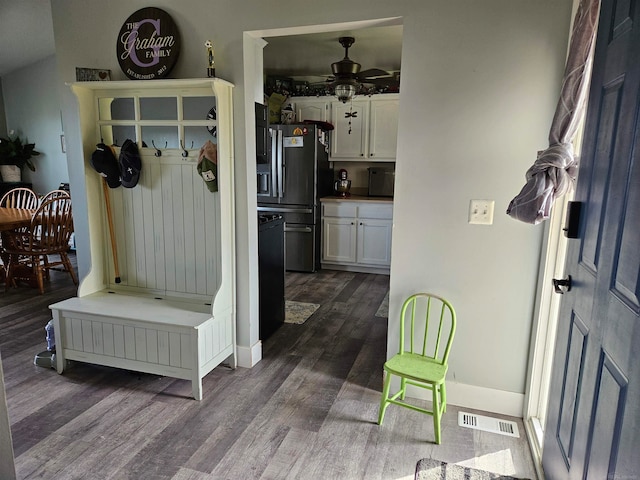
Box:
[102, 178, 121, 283]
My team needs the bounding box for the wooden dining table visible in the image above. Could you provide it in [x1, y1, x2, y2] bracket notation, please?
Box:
[0, 206, 34, 232]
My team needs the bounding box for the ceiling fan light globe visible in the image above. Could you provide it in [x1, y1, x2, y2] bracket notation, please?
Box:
[335, 83, 357, 103]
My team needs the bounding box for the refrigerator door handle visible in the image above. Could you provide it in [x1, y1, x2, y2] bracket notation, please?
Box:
[270, 129, 278, 197]
[284, 225, 313, 233]
[277, 129, 284, 198]
[258, 206, 313, 214]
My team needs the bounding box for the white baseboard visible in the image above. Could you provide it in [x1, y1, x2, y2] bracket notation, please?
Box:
[405, 381, 524, 418]
[236, 341, 262, 368]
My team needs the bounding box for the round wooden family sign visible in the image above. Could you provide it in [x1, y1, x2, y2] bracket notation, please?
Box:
[117, 7, 181, 80]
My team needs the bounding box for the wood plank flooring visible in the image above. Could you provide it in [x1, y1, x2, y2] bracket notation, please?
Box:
[1, 260, 538, 479]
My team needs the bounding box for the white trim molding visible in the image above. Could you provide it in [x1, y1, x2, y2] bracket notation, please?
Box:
[236, 341, 263, 368]
[405, 381, 524, 418]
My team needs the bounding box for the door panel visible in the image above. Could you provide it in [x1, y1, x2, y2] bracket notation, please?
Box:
[543, 1, 640, 479]
[281, 125, 317, 207]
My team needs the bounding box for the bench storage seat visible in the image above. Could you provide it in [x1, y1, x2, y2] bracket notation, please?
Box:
[50, 291, 234, 400]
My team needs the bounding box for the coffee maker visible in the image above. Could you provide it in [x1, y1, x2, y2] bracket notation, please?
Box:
[334, 169, 351, 197]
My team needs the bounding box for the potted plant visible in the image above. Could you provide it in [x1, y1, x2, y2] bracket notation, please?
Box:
[0, 132, 40, 182]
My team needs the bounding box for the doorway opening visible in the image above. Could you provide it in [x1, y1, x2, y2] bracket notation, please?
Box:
[245, 18, 403, 345]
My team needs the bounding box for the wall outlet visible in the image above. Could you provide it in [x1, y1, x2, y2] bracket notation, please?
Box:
[469, 199, 495, 225]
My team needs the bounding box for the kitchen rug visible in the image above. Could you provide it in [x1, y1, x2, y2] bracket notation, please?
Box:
[285, 300, 320, 324]
[375, 291, 389, 317]
[415, 458, 529, 480]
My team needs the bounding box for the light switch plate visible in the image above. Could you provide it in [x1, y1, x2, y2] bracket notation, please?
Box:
[469, 199, 495, 225]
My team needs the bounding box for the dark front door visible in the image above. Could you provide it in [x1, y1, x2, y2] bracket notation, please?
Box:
[543, 1, 640, 479]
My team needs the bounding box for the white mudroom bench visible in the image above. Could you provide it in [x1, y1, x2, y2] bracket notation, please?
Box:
[50, 291, 234, 400]
[55, 79, 237, 400]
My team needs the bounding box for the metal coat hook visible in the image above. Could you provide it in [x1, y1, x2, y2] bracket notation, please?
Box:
[180, 140, 188, 157]
[152, 140, 163, 157]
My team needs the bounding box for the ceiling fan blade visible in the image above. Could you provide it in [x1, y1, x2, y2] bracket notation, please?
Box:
[357, 68, 391, 79]
[361, 77, 399, 87]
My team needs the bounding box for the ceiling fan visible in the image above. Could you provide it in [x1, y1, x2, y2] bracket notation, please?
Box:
[330, 36, 397, 102]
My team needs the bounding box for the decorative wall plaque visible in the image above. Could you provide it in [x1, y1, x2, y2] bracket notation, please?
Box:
[117, 7, 180, 80]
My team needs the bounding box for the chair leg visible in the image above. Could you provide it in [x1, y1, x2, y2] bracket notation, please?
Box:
[432, 384, 442, 444]
[378, 370, 393, 425]
[441, 382, 447, 413]
[34, 262, 45, 295]
[4, 255, 15, 291]
[400, 377, 407, 400]
[4, 254, 22, 290]
[43, 254, 51, 281]
[60, 252, 78, 285]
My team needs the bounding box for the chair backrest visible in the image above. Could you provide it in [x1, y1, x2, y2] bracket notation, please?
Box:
[41, 189, 71, 203]
[0, 187, 38, 209]
[398, 293, 456, 365]
[31, 197, 74, 252]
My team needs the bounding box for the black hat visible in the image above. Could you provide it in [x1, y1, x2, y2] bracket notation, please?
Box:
[90, 143, 121, 188]
[119, 139, 142, 188]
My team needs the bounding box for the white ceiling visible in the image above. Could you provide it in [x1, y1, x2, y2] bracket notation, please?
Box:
[0, 0, 56, 77]
[263, 25, 403, 81]
[0, 3, 402, 82]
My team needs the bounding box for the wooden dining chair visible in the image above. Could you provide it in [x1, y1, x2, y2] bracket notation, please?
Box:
[3, 197, 78, 293]
[41, 189, 71, 203]
[0, 187, 38, 209]
[39, 189, 73, 277]
[378, 293, 457, 444]
[0, 187, 39, 271]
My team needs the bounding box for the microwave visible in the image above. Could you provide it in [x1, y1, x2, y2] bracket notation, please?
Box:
[368, 167, 395, 197]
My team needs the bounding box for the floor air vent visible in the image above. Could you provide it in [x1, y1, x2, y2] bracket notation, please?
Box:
[458, 412, 520, 437]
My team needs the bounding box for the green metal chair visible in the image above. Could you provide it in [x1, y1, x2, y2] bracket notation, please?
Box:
[377, 293, 457, 444]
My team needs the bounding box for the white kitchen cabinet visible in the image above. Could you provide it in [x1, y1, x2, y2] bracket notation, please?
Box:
[321, 200, 393, 274]
[369, 97, 399, 160]
[294, 97, 331, 122]
[323, 215, 357, 263]
[330, 99, 370, 159]
[330, 94, 399, 162]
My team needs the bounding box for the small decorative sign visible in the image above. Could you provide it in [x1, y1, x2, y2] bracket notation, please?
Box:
[117, 7, 180, 80]
[75, 67, 111, 81]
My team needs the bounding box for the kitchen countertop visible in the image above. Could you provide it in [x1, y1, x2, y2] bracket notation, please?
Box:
[320, 195, 393, 203]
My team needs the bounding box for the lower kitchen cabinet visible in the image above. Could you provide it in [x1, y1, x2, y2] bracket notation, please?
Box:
[321, 199, 393, 274]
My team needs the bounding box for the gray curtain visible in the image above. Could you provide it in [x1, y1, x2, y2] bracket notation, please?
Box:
[507, 0, 600, 224]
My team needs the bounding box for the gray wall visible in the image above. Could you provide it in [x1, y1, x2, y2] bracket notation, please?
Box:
[49, 0, 572, 408]
[2, 55, 69, 193]
[0, 81, 7, 137]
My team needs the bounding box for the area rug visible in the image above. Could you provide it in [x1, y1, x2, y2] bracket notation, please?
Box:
[285, 300, 320, 324]
[375, 291, 389, 317]
[415, 459, 529, 480]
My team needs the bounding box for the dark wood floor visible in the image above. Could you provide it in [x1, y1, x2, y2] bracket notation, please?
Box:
[1, 258, 537, 479]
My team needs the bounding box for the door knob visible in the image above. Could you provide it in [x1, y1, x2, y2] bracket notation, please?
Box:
[552, 275, 572, 294]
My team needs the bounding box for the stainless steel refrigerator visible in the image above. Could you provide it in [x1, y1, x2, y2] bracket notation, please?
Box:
[257, 124, 333, 272]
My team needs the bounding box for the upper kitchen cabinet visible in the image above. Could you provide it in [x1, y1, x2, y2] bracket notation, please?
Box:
[331, 99, 369, 159]
[294, 97, 331, 123]
[330, 94, 399, 162]
[369, 97, 399, 160]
